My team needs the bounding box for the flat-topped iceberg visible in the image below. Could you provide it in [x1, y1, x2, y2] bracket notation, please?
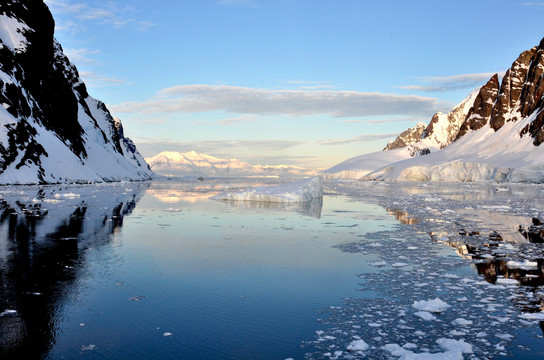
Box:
[211, 176, 323, 203]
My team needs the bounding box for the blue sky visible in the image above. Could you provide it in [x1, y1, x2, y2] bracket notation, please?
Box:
[44, 0, 544, 168]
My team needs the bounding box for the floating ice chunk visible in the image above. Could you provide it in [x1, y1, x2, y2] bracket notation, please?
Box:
[381, 344, 413, 357]
[370, 261, 387, 267]
[412, 298, 451, 313]
[0, 309, 17, 316]
[414, 311, 437, 321]
[81, 344, 96, 351]
[451, 318, 473, 326]
[212, 176, 322, 203]
[495, 278, 519, 286]
[402, 343, 418, 350]
[518, 312, 544, 321]
[54, 193, 80, 199]
[163, 208, 183, 213]
[392, 262, 409, 267]
[449, 330, 467, 336]
[495, 333, 513, 340]
[506, 260, 538, 270]
[346, 339, 369, 351]
[163, 332, 173, 337]
[436, 338, 473, 354]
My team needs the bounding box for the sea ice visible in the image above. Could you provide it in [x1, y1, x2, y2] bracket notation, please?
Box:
[412, 298, 451, 313]
[346, 339, 369, 351]
[414, 311, 436, 321]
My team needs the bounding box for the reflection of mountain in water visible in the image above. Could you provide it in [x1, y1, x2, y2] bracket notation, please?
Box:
[0, 183, 148, 359]
[389, 207, 544, 325]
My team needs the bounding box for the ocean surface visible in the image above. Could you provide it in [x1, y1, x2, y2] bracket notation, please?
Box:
[0, 179, 543, 359]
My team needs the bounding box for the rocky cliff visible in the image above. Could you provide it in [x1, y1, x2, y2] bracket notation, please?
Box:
[0, 0, 153, 184]
[326, 37, 544, 182]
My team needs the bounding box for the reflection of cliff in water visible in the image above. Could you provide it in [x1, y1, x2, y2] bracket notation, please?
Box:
[0, 183, 148, 359]
[389, 207, 544, 322]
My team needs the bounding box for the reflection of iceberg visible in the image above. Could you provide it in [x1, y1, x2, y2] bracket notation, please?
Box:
[212, 176, 323, 203]
[222, 196, 323, 218]
[0, 183, 148, 359]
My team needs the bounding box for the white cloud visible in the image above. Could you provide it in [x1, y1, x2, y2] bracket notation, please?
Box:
[338, 117, 423, 124]
[64, 48, 101, 64]
[218, 116, 256, 126]
[397, 72, 503, 92]
[79, 71, 130, 87]
[317, 133, 398, 145]
[111, 85, 445, 118]
[44, 0, 155, 32]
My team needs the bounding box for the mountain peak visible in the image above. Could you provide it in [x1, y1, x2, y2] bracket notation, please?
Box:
[146, 151, 320, 178]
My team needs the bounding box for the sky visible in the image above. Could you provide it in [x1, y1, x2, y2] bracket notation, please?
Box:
[43, 0, 544, 169]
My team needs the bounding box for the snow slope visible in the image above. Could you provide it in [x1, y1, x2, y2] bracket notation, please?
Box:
[0, 1, 153, 184]
[364, 114, 544, 182]
[326, 38, 544, 183]
[322, 147, 414, 180]
[147, 151, 320, 178]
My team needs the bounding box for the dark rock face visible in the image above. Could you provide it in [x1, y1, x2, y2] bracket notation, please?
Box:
[383, 122, 426, 150]
[456, 74, 500, 139]
[419, 37, 544, 147]
[0, 0, 86, 157]
[0, 0, 152, 183]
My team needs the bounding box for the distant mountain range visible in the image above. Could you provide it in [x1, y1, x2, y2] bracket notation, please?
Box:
[146, 151, 321, 178]
[325, 37, 544, 183]
[0, 0, 153, 184]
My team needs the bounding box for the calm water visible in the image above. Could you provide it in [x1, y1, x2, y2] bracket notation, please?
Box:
[2, 180, 544, 359]
[0, 180, 397, 359]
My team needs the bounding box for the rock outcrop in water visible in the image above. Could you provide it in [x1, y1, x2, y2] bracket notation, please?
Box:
[0, 0, 153, 184]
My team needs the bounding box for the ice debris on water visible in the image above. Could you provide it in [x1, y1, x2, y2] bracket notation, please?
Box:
[412, 298, 451, 313]
[303, 181, 544, 359]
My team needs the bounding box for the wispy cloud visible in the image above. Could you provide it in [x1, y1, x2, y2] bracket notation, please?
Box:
[397, 73, 502, 92]
[111, 85, 446, 118]
[134, 138, 305, 157]
[218, 115, 256, 126]
[521, 2, 544, 7]
[317, 133, 398, 146]
[64, 48, 101, 64]
[44, 0, 155, 31]
[79, 71, 130, 87]
[338, 117, 423, 124]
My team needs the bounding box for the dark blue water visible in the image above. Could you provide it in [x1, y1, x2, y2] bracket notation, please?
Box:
[0, 181, 396, 359]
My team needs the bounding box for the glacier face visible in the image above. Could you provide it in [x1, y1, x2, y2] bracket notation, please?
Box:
[0, 0, 153, 184]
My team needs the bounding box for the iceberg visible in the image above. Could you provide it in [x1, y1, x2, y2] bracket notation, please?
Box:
[211, 176, 323, 203]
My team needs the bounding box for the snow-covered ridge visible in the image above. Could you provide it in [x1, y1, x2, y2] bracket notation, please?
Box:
[0, 1, 153, 184]
[325, 37, 544, 183]
[147, 150, 321, 178]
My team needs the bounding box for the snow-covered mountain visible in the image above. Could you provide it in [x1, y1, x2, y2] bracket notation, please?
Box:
[147, 150, 321, 178]
[0, 0, 153, 184]
[325, 37, 544, 183]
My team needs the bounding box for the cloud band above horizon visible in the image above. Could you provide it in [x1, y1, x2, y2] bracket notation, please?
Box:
[111, 84, 447, 117]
